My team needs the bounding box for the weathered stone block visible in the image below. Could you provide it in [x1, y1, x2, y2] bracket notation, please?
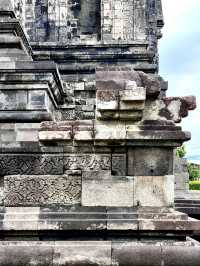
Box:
[64, 154, 111, 171]
[82, 171, 134, 207]
[112, 241, 162, 266]
[4, 174, 81, 206]
[112, 154, 126, 176]
[95, 122, 126, 141]
[120, 86, 146, 102]
[133, 175, 174, 207]
[3, 207, 40, 230]
[0, 241, 54, 266]
[97, 89, 119, 111]
[53, 241, 112, 265]
[0, 155, 63, 175]
[39, 131, 72, 141]
[128, 147, 173, 176]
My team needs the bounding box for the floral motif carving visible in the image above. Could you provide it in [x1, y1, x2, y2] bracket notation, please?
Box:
[64, 154, 111, 171]
[4, 175, 81, 206]
[0, 155, 63, 176]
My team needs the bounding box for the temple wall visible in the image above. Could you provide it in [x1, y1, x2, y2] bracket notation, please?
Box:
[12, 0, 151, 43]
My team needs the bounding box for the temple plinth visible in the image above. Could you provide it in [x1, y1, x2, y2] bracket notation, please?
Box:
[0, 0, 199, 265]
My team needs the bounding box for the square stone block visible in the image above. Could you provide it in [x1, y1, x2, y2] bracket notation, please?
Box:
[128, 147, 173, 176]
[53, 241, 112, 265]
[82, 171, 134, 207]
[133, 175, 174, 207]
[95, 122, 126, 140]
[120, 86, 146, 101]
[97, 89, 119, 111]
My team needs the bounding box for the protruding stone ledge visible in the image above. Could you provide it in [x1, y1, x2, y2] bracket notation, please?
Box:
[39, 120, 191, 147]
[161, 96, 197, 123]
[0, 239, 199, 266]
[0, 206, 199, 232]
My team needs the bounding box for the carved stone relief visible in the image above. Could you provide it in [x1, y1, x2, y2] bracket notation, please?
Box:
[4, 174, 81, 206]
[64, 154, 111, 171]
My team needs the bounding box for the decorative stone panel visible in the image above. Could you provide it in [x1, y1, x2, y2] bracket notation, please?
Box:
[64, 154, 111, 171]
[4, 174, 81, 206]
[0, 155, 63, 176]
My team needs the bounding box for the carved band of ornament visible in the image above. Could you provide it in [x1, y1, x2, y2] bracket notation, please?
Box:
[0, 155, 63, 176]
[64, 154, 111, 170]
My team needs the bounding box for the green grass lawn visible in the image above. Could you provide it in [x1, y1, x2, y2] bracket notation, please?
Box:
[189, 180, 200, 190]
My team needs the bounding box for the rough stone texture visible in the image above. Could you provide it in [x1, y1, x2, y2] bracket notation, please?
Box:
[64, 154, 111, 171]
[174, 155, 189, 193]
[128, 147, 173, 176]
[134, 175, 174, 207]
[0, 155, 63, 176]
[82, 171, 134, 207]
[0, 240, 199, 266]
[96, 74, 146, 121]
[0, 0, 199, 265]
[4, 174, 81, 206]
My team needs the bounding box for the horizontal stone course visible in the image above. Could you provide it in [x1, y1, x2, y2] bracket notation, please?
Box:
[0, 239, 199, 266]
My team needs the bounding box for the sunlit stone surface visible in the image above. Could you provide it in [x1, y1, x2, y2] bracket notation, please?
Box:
[0, 0, 199, 265]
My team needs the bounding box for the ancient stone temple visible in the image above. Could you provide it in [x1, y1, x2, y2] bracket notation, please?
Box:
[0, 0, 200, 265]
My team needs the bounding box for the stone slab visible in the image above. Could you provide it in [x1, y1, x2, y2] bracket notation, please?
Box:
[128, 147, 173, 176]
[82, 171, 134, 207]
[0, 155, 64, 176]
[4, 175, 81, 206]
[133, 175, 174, 207]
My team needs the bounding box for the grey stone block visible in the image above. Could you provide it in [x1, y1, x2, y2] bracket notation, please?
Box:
[128, 147, 173, 176]
[0, 242, 53, 266]
[53, 241, 112, 266]
[134, 176, 174, 207]
[112, 241, 162, 266]
[162, 243, 200, 266]
[82, 171, 134, 207]
[4, 174, 81, 206]
[0, 155, 64, 176]
[64, 154, 111, 171]
[112, 154, 126, 176]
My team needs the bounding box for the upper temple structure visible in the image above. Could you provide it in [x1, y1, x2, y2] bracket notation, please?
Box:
[0, 0, 199, 265]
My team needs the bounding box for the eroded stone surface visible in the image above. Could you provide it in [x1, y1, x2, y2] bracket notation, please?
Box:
[134, 176, 174, 207]
[0, 0, 199, 264]
[82, 171, 134, 207]
[4, 174, 81, 206]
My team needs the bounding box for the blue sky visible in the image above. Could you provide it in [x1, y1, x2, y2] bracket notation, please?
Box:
[159, 0, 200, 163]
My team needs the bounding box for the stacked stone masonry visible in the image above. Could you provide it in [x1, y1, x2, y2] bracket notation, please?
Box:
[0, 0, 199, 265]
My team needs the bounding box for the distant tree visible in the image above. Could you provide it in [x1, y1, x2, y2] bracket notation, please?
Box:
[187, 163, 200, 181]
[176, 145, 186, 158]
